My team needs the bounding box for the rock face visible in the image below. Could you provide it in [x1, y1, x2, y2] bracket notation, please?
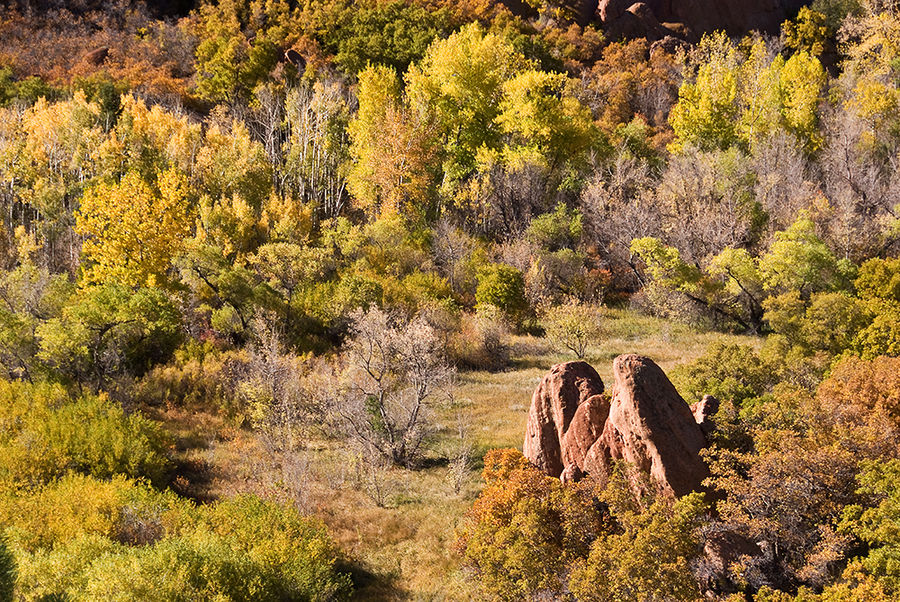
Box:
[586, 0, 810, 39]
[523, 361, 606, 478]
[691, 394, 720, 437]
[82, 47, 109, 66]
[523, 354, 711, 497]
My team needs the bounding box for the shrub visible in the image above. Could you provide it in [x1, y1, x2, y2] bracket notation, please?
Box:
[336, 308, 454, 466]
[447, 306, 511, 371]
[0, 473, 191, 552]
[133, 343, 250, 416]
[568, 492, 706, 602]
[0, 380, 172, 488]
[542, 302, 602, 359]
[525, 203, 583, 252]
[475, 263, 529, 327]
[457, 449, 610, 600]
[0, 532, 12, 602]
[670, 342, 773, 406]
[5, 476, 352, 601]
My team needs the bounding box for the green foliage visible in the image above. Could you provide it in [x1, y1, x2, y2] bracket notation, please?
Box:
[568, 491, 706, 602]
[193, 0, 293, 103]
[526, 203, 582, 251]
[839, 458, 900, 596]
[407, 23, 531, 190]
[0, 532, 13, 602]
[0, 68, 59, 107]
[496, 69, 597, 175]
[542, 301, 602, 359]
[4, 475, 352, 601]
[633, 215, 857, 333]
[475, 264, 528, 326]
[37, 284, 182, 384]
[783, 7, 831, 56]
[0, 380, 171, 488]
[0, 247, 74, 381]
[74, 73, 128, 129]
[331, 1, 451, 75]
[670, 34, 826, 153]
[671, 342, 772, 406]
[669, 32, 740, 152]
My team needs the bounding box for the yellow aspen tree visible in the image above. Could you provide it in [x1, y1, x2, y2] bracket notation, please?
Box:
[75, 168, 192, 287]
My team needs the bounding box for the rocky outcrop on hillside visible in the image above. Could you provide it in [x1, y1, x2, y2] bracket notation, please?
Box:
[523, 361, 607, 478]
[577, 0, 810, 40]
[523, 354, 713, 497]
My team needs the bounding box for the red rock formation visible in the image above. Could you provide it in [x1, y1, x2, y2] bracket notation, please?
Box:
[82, 47, 109, 66]
[523, 361, 605, 477]
[524, 354, 711, 497]
[691, 394, 720, 436]
[590, 0, 810, 38]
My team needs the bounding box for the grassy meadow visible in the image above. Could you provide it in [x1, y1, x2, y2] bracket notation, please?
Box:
[153, 309, 758, 600]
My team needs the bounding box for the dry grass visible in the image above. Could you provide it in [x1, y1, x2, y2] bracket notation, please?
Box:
[155, 309, 760, 600]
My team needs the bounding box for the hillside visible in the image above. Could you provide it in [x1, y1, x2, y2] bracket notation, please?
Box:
[0, 0, 897, 600]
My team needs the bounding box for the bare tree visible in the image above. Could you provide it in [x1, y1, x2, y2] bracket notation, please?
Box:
[283, 81, 351, 220]
[335, 308, 454, 468]
[431, 217, 476, 294]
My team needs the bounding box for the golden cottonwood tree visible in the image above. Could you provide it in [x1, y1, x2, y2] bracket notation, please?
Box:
[75, 169, 192, 287]
[347, 65, 438, 218]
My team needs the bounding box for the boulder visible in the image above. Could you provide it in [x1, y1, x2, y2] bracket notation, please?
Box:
[524, 354, 710, 497]
[598, 354, 709, 496]
[523, 361, 605, 477]
[597, 0, 632, 23]
[650, 34, 688, 56]
[586, 0, 811, 37]
[284, 48, 306, 69]
[82, 47, 109, 66]
[604, 2, 669, 41]
[691, 394, 720, 436]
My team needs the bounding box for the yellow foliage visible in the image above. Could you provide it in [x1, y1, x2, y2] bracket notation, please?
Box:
[75, 169, 192, 287]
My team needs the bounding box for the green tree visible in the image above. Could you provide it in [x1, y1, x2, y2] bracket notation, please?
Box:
[406, 23, 531, 191]
[347, 65, 439, 218]
[193, 0, 293, 103]
[476, 264, 528, 327]
[542, 301, 601, 359]
[759, 215, 855, 295]
[36, 285, 182, 386]
[496, 69, 597, 175]
[332, 0, 450, 75]
[669, 32, 740, 152]
[568, 491, 706, 602]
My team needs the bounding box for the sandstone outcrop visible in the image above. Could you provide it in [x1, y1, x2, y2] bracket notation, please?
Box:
[523, 361, 606, 477]
[523, 354, 712, 497]
[691, 394, 720, 436]
[587, 0, 810, 39]
[82, 47, 109, 66]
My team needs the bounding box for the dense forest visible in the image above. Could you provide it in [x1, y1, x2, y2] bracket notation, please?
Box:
[0, 0, 898, 599]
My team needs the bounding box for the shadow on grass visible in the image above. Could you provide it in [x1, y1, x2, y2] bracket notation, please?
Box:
[342, 558, 408, 601]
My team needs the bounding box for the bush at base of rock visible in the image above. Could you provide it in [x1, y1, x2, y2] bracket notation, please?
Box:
[456, 448, 707, 601]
